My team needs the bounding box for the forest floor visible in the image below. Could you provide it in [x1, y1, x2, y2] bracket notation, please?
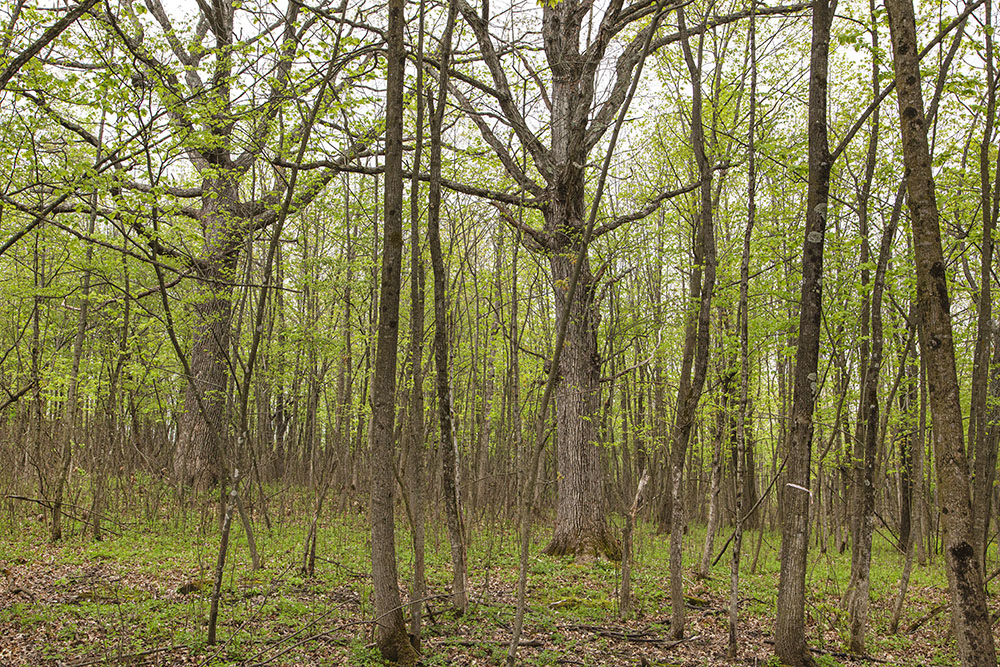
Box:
[0, 487, 976, 666]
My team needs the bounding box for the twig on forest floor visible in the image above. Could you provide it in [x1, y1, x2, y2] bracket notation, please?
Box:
[63, 644, 185, 666]
[438, 639, 544, 647]
[905, 602, 947, 633]
[559, 624, 700, 647]
[763, 639, 888, 663]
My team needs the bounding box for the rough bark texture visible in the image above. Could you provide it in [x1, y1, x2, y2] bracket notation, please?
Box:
[369, 0, 417, 660]
[173, 186, 240, 490]
[536, 0, 620, 560]
[543, 243, 619, 559]
[884, 0, 998, 663]
[774, 0, 832, 663]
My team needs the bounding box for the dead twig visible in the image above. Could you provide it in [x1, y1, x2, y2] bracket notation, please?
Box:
[64, 644, 185, 667]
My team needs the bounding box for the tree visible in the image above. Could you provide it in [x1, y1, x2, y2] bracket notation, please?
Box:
[75, 0, 371, 489]
[450, 0, 802, 559]
[368, 0, 417, 660]
[426, 0, 468, 616]
[729, 1, 758, 656]
[668, 4, 717, 638]
[773, 0, 833, 662]
[884, 0, 998, 662]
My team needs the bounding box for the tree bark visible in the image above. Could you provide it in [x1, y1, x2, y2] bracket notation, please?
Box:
[667, 5, 717, 639]
[845, 33, 885, 650]
[406, 0, 427, 642]
[970, 0, 998, 570]
[730, 7, 757, 655]
[369, 0, 417, 660]
[773, 0, 833, 663]
[884, 0, 998, 662]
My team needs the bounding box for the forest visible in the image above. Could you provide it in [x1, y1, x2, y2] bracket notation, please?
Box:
[1, 0, 999, 665]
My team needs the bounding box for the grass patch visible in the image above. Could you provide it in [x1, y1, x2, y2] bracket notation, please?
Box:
[0, 486, 973, 666]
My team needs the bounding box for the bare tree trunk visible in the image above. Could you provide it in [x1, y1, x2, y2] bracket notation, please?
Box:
[774, 0, 833, 663]
[847, 157, 895, 659]
[620, 469, 649, 620]
[698, 408, 729, 578]
[892, 349, 920, 634]
[970, 0, 998, 570]
[669, 6, 717, 639]
[369, 0, 417, 660]
[729, 7, 756, 655]
[52, 116, 104, 541]
[845, 35, 885, 650]
[427, 0, 467, 616]
[884, 0, 997, 662]
[406, 0, 427, 642]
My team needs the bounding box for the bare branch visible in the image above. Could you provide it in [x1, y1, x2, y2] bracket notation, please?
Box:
[592, 165, 729, 238]
[455, 0, 552, 177]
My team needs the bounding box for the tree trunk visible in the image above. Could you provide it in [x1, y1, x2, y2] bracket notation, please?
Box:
[52, 122, 103, 541]
[730, 9, 757, 654]
[427, 0, 468, 615]
[773, 0, 833, 663]
[884, 0, 997, 662]
[543, 242, 618, 558]
[173, 178, 241, 490]
[970, 0, 998, 570]
[406, 0, 427, 642]
[669, 6, 717, 638]
[845, 37, 885, 650]
[369, 0, 417, 659]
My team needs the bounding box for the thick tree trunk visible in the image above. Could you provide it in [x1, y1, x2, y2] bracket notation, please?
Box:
[773, 0, 833, 663]
[173, 177, 242, 490]
[540, 29, 618, 557]
[173, 260, 236, 490]
[885, 0, 998, 662]
[543, 242, 619, 559]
